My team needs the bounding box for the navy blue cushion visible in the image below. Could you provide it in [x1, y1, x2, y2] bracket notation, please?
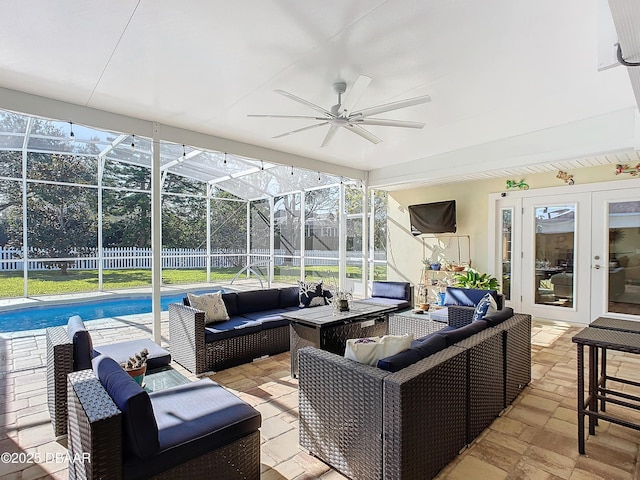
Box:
[413, 333, 448, 358]
[429, 308, 449, 323]
[122, 379, 260, 480]
[94, 338, 171, 370]
[93, 355, 159, 460]
[67, 315, 93, 371]
[377, 348, 422, 372]
[242, 309, 289, 329]
[377, 331, 449, 372]
[279, 286, 300, 308]
[236, 289, 281, 314]
[444, 288, 498, 308]
[483, 307, 514, 327]
[371, 281, 410, 301]
[472, 293, 493, 321]
[437, 320, 488, 346]
[222, 292, 238, 316]
[204, 317, 262, 342]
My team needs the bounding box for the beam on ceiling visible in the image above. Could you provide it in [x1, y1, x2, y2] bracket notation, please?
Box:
[0, 86, 366, 181]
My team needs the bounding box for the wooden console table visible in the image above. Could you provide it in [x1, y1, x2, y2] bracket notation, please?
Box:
[282, 301, 395, 377]
[572, 327, 640, 454]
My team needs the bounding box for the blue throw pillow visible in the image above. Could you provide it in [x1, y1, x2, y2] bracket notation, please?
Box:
[472, 293, 497, 321]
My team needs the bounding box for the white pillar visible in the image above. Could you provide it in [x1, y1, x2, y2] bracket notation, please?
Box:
[151, 123, 162, 344]
[269, 196, 275, 288]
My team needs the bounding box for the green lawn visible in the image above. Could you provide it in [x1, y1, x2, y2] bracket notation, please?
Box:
[0, 265, 387, 298]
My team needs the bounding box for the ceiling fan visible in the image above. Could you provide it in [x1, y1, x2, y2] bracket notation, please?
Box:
[248, 75, 430, 147]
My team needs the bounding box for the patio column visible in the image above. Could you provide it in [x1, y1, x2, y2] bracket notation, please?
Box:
[151, 123, 162, 344]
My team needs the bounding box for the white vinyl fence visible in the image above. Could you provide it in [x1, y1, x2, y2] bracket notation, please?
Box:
[0, 246, 387, 271]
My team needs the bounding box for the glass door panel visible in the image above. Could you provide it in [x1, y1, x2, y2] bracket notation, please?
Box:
[607, 200, 640, 316]
[501, 208, 513, 301]
[534, 205, 575, 308]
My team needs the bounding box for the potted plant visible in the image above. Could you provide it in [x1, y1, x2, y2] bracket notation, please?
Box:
[333, 289, 353, 312]
[452, 268, 500, 290]
[121, 348, 149, 386]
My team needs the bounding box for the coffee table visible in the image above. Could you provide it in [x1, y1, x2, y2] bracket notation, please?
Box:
[389, 309, 447, 338]
[282, 301, 396, 377]
[143, 366, 191, 393]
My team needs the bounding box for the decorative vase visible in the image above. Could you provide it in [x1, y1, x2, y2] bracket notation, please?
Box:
[125, 364, 147, 386]
[338, 299, 350, 312]
[437, 292, 446, 306]
[430, 263, 441, 271]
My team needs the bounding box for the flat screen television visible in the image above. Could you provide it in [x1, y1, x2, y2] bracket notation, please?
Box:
[408, 200, 456, 235]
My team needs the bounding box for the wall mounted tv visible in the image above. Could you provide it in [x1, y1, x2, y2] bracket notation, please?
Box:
[408, 200, 457, 235]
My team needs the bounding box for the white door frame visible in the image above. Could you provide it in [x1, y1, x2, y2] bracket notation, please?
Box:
[488, 177, 640, 323]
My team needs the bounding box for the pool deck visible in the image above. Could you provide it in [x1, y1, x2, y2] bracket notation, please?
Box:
[1, 288, 640, 479]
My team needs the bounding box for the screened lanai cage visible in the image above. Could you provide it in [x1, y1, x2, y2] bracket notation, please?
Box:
[0, 108, 388, 299]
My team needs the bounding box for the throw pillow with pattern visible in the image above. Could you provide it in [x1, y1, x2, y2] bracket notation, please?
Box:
[472, 292, 498, 322]
[298, 281, 326, 308]
[187, 291, 230, 325]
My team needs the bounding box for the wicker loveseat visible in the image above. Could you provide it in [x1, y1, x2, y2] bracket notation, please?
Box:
[170, 286, 307, 374]
[67, 355, 261, 479]
[298, 307, 531, 480]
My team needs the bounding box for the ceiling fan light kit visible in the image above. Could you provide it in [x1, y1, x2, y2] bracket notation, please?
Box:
[248, 75, 430, 147]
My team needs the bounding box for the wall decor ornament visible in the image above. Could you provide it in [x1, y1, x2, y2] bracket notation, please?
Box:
[556, 170, 574, 185]
[506, 179, 529, 190]
[615, 163, 640, 176]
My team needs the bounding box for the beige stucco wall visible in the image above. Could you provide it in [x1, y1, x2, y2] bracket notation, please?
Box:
[386, 163, 638, 287]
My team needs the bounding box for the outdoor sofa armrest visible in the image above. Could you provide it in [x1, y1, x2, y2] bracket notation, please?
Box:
[298, 347, 391, 480]
[46, 326, 73, 437]
[169, 303, 206, 375]
[67, 369, 122, 479]
[447, 305, 476, 328]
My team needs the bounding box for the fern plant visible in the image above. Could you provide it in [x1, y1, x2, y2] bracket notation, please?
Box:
[452, 268, 499, 290]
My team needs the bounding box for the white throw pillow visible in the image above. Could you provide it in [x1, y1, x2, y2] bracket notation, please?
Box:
[187, 292, 230, 325]
[344, 334, 414, 366]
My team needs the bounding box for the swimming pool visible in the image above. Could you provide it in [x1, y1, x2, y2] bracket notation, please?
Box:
[0, 289, 221, 333]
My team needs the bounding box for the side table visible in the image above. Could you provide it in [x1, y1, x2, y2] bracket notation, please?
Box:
[572, 327, 640, 454]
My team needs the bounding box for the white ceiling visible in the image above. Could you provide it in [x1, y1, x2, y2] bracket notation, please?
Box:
[0, 0, 638, 190]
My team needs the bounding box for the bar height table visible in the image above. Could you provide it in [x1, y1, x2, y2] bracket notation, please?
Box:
[572, 327, 640, 454]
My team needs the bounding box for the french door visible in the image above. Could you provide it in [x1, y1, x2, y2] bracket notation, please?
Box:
[521, 194, 591, 323]
[591, 189, 640, 319]
[491, 180, 640, 324]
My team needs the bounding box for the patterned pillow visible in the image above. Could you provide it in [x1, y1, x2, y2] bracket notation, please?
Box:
[187, 292, 230, 325]
[344, 334, 414, 366]
[298, 281, 327, 308]
[472, 292, 498, 322]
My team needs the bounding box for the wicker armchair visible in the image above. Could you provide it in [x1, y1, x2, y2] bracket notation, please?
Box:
[46, 316, 171, 437]
[67, 357, 261, 480]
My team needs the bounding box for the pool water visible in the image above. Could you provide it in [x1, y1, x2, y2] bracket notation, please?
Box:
[0, 289, 220, 333]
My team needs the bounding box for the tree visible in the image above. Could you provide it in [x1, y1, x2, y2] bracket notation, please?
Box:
[27, 154, 98, 274]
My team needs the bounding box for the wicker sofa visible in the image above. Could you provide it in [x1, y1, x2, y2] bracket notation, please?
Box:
[67, 355, 261, 479]
[170, 286, 308, 375]
[298, 308, 531, 480]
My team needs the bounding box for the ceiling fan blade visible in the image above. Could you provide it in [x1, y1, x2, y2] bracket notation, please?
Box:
[354, 118, 425, 129]
[321, 125, 339, 148]
[274, 89, 333, 116]
[345, 124, 382, 144]
[353, 95, 431, 118]
[272, 121, 329, 139]
[248, 114, 328, 120]
[339, 75, 371, 117]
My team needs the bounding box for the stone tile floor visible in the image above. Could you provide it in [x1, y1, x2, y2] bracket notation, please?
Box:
[1, 315, 640, 479]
